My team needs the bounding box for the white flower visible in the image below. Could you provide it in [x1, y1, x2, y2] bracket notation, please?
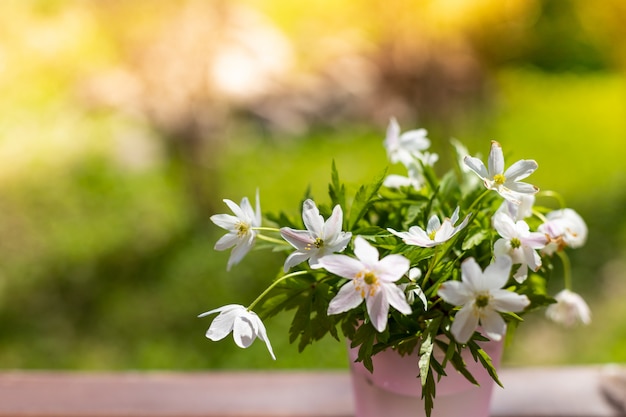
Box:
[464, 140, 539, 204]
[210, 191, 261, 271]
[280, 199, 352, 272]
[538, 208, 588, 255]
[387, 206, 470, 248]
[546, 289, 591, 327]
[403, 268, 427, 309]
[384, 117, 437, 167]
[383, 163, 425, 190]
[438, 256, 530, 344]
[497, 194, 535, 222]
[492, 211, 547, 283]
[198, 304, 276, 360]
[320, 236, 411, 332]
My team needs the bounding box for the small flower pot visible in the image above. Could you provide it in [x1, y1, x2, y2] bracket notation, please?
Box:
[347, 338, 504, 417]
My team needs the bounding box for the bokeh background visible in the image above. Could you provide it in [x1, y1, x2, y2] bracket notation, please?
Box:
[1, 0, 625, 370]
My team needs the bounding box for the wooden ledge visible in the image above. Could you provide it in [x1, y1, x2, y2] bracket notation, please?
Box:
[0, 366, 623, 416]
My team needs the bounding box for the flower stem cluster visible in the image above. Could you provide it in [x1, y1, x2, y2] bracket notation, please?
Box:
[201, 119, 590, 416]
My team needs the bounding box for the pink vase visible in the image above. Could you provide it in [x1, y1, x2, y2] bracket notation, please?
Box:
[348, 337, 504, 417]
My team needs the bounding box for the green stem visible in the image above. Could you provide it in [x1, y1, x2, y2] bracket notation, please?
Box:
[256, 234, 290, 246]
[247, 270, 308, 311]
[557, 251, 573, 290]
[467, 189, 492, 213]
[422, 247, 441, 288]
[253, 226, 282, 233]
[536, 190, 566, 209]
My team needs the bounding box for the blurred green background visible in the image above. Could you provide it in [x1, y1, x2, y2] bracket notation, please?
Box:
[1, 0, 625, 370]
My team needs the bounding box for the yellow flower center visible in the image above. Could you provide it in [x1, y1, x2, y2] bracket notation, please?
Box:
[493, 174, 506, 185]
[236, 222, 250, 237]
[354, 270, 380, 298]
[475, 293, 491, 309]
[510, 237, 521, 249]
[305, 237, 324, 251]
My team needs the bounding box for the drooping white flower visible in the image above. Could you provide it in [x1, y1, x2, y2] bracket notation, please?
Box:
[320, 236, 411, 332]
[464, 141, 539, 204]
[387, 206, 470, 248]
[538, 208, 588, 255]
[384, 117, 437, 168]
[280, 199, 352, 272]
[546, 289, 591, 327]
[492, 211, 547, 282]
[210, 191, 262, 271]
[438, 256, 530, 344]
[198, 304, 276, 360]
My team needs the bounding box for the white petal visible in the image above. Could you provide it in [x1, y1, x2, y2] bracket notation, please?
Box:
[319, 255, 363, 279]
[254, 189, 262, 227]
[523, 232, 548, 249]
[203, 306, 244, 341]
[253, 315, 276, 360]
[224, 198, 247, 220]
[426, 215, 441, 234]
[227, 237, 254, 271]
[238, 197, 256, 223]
[280, 228, 314, 250]
[232, 315, 257, 348]
[384, 284, 412, 315]
[302, 199, 324, 234]
[328, 282, 364, 315]
[460, 257, 484, 291]
[493, 212, 517, 239]
[366, 290, 390, 332]
[451, 304, 479, 344]
[324, 205, 344, 240]
[376, 254, 410, 282]
[463, 155, 488, 179]
[479, 309, 507, 341]
[353, 236, 379, 265]
[283, 251, 311, 272]
[210, 214, 238, 230]
[326, 232, 352, 253]
[504, 159, 538, 182]
[482, 255, 512, 290]
[214, 233, 239, 251]
[505, 181, 539, 195]
[487, 141, 504, 177]
[490, 290, 530, 312]
[438, 281, 472, 306]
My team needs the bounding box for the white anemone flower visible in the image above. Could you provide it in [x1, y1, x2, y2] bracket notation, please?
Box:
[464, 141, 539, 204]
[280, 199, 352, 272]
[438, 256, 530, 344]
[210, 190, 261, 270]
[387, 206, 470, 248]
[497, 194, 535, 222]
[545, 289, 591, 327]
[492, 211, 547, 283]
[538, 208, 588, 255]
[198, 304, 276, 360]
[384, 117, 437, 168]
[320, 236, 411, 332]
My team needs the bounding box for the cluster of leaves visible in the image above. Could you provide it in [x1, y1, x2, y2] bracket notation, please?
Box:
[259, 159, 555, 416]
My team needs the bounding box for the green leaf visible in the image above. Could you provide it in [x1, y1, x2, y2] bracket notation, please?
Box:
[328, 160, 346, 211]
[468, 340, 503, 388]
[347, 168, 386, 230]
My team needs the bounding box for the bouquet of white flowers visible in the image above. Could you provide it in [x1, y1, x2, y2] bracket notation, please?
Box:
[201, 118, 590, 416]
